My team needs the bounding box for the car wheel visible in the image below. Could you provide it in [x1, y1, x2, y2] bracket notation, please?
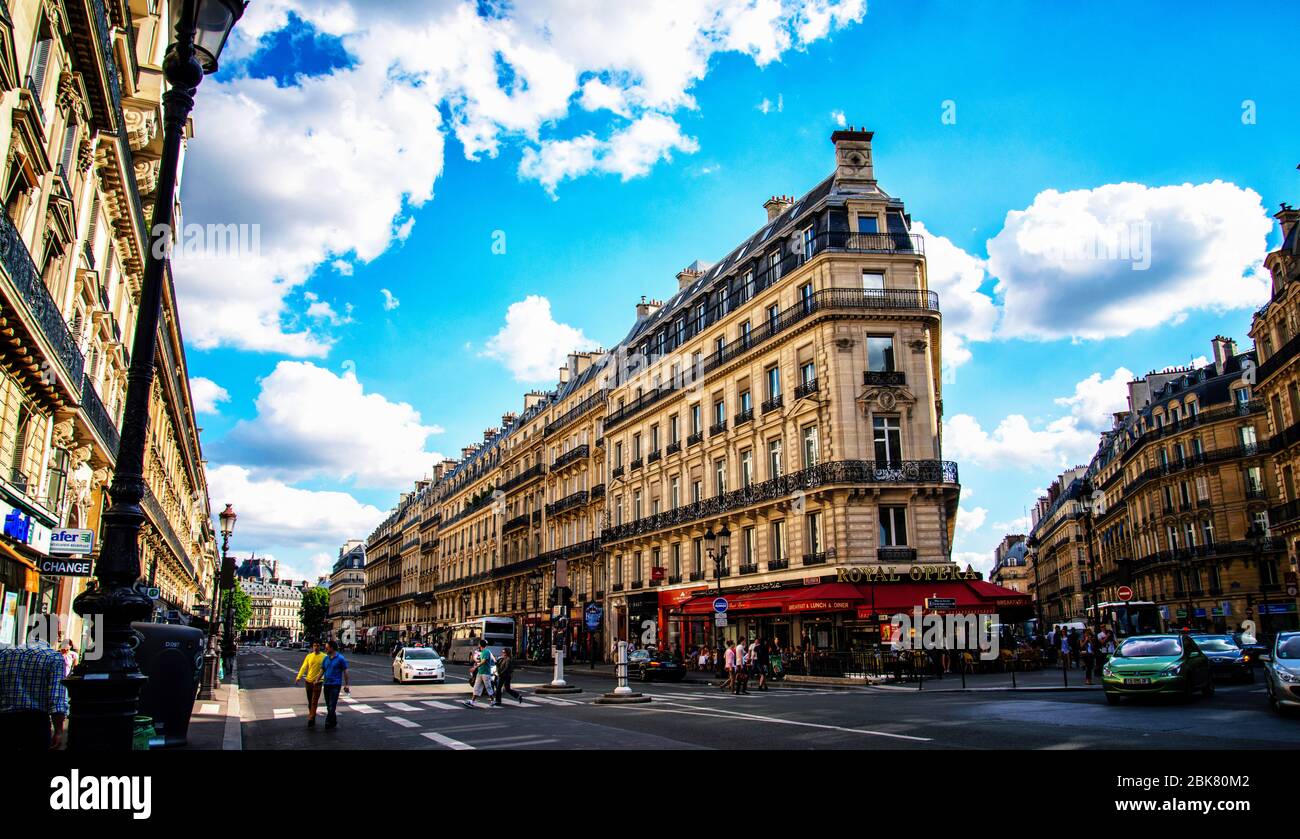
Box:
[1105, 692, 1121, 706]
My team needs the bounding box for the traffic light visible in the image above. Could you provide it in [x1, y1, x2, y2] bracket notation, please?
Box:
[553, 615, 570, 649]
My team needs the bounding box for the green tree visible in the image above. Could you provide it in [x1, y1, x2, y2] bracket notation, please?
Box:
[300, 586, 330, 641]
[222, 586, 252, 634]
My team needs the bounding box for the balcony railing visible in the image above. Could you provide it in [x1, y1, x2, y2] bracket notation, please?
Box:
[709, 420, 727, 436]
[603, 459, 958, 543]
[630, 457, 644, 471]
[878, 547, 917, 563]
[687, 431, 703, 447]
[666, 441, 682, 455]
[612, 465, 625, 480]
[0, 212, 85, 386]
[734, 409, 754, 427]
[552, 444, 589, 470]
[768, 558, 789, 571]
[689, 571, 704, 582]
[499, 462, 545, 494]
[739, 563, 758, 575]
[503, 512, 532, 533]
[802, 551, 833, 566]
[545, 490, 588, 517]
[544, 389, 608, 437]
[761, 394, 784, 414]
[794, 378, 819, 399]
[590, 483, 606, 500]
[80, 374, 120, 456]
[863, 370, 905, 387]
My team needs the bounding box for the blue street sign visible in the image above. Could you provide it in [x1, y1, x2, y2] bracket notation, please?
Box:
[713, 597, 728, 613]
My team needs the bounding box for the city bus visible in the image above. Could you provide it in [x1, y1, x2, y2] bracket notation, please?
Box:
[446, 616, 516, 664]
[1086, 601, 1163, 638]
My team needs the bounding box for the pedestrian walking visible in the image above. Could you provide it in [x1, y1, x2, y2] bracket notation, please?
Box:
[1080, 629, 1097, 686]
[0, 635, 68, 750]
[493, 648, 523, 705]
[462, 639, 496, 708]
[734, 640, 750, 694]
[58, 639, 78, 677]
[320, 640, 350, 730]
[754, 637, 770, 691]
[1069, 628, 1081, 669]
[295, 641, 327, 727]
[722, 640, 737, 692]
[1059, 628, 1070, 668]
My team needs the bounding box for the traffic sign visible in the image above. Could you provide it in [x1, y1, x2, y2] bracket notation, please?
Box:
[1117, 586, 1133, 602]
[714, 613, 728, 627]
[925, 597, 957, 610]
[1287, 585, 1298, 597]
[145, 587, 161, 600]
[713, 597, 728, 613]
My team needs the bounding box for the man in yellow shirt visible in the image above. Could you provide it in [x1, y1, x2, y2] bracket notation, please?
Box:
[295, 641, 327, 728]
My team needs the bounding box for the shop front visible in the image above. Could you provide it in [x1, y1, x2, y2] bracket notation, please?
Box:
[0, 493, 61, 647]
[670, 571, 1033, 663]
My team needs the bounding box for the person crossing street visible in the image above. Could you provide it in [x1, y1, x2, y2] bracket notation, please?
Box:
[320, 641, 350, 730]
[493, 648, 523, 705]
[295, 641, 326, 728]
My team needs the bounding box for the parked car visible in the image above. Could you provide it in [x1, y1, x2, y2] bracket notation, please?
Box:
[392, 647, 446, 684]
[1190, 634, 1254, 683]
[1102, 634, 1214, 704]
[1232, 631, 1269, 666]
[627, 649, 686, 682]
[1263, 631, 1300, 714]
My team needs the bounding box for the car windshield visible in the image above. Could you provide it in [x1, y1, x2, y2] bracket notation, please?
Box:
[1117, 637, 1182, 657]
[1277, 635, 1300, 660]
[1192, 639, 1238, 653]
[404, 649, 440, 660]
[629, 651, 650, 660]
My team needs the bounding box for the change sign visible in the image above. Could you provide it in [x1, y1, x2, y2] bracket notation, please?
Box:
[38, 557, 93, 577]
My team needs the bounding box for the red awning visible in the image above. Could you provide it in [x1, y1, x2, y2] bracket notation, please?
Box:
[678, 583, 863, 615]
[855, 580, 1031, 617]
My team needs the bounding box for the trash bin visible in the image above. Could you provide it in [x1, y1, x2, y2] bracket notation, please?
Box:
[132, 716, 155, 751]
[131, 622, 205, 748]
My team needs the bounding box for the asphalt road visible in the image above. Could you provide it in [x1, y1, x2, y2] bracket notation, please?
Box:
[236, 648, 1300, 750]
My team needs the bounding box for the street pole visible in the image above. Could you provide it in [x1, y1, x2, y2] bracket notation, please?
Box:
[65, 2, 246, 749]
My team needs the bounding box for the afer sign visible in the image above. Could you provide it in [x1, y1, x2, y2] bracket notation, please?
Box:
[49, 528, 94, 556]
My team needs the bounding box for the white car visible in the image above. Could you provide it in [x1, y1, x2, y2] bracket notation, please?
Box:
[392, 647, 446, 684]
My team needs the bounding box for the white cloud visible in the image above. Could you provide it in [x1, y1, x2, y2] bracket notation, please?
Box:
[953, 551, 994, 577]
[957, 505, 987, 534]
[913, 221, 998, 370]
[992, 515, 1032, 535]
[1054, 367, 1134, 430]
[830, 109, 846, 126]
[944, 413, 1098, 471]
[332, 260, 354, 276]
[208, 464, 387, 555]
[758, 94, 784, 114]
[380, 288, 400, 311]
[219, 361, 445, 490]
[189, 377, 230, 415]
[178, 0, 865, 355]
[481, 295, 599, 383]
[989, 181, 1273, 341]
[518, 113, 699, 196]
[306, 300, 353, 325]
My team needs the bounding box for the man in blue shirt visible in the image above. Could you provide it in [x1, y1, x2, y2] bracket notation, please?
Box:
[0, 637, 69, 749]
[320, 640, 350, 730]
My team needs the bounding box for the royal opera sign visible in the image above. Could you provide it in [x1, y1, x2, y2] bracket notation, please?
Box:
[835, 564, 980, 584]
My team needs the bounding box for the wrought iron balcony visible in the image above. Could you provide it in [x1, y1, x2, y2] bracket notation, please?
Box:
[648, 449, 662, 464]
[603, 459, 958, 543]
[689, 571, 704, 582]
[794, 378, 819, 399]
[767, 558, 789, 571]
[802, 551, 833, 566]
[687, 431, 704, 447]
[546, 489, 589, 517]
[668, 574, 682, 584]
[761, 394, 784, 414]
[552, 444, 590, 470]
[503, 512, 532, 533]
[0, 212, 85, 387]
[739, 563, 759, 575]
[544, 389, 607, 437]
[863, 370, 905, 387]
[612, 465, 625, 480]
[590, 483, 606, 500]
[499, 462, 546, 494]
[80, 374, 120, 456]
[667, 441, 682, 455]
[878, 547, 917, 563]
[709, 420, 728, 436]
[630, 457, 644, 471]
[612, 583, 625, 592]
[734, 408, 754, 426]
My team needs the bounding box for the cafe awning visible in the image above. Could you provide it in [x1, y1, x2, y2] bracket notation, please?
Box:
[858, 580, 1031, 616]
[678, 583, 863, 615]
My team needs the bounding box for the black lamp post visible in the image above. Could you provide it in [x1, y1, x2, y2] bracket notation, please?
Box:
[1080, 480, 1104, 631]
[217, 504, 238, 676]
[198, 503, 235, 698]
[64, 0, 246, 750]
[1248, 523, 1272, 638]
[704, 524, 730, 675]
[528, 570, 543, 660]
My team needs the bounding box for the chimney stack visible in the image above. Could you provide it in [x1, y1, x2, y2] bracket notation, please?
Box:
[830, 126, 875, 185]
[1277, 202, 1300, 241]
[524, 390, 547, 411]
[676, 260, 711, 291]
[635, 296, 663, 320]
[482, 427, 499, 442]
[501, 411, 518, 428]
[1210, 335, 1238, 373]
[558, 365, 571, 385]
[763, 195, 793, 222]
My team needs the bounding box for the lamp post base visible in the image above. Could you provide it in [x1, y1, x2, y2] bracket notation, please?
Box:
[198, 649, 220, 700]
[63, 672, 149, 750]
[595, 691, 650, 704]
[534, 684, 583, 695]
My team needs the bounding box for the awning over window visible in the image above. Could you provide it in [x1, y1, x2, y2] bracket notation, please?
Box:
[678, 583, 863, 615]
[675, 579, 1030, 617]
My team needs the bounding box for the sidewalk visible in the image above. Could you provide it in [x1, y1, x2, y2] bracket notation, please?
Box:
[184, 662, 242, 750]
[868, 664, 1104, 693]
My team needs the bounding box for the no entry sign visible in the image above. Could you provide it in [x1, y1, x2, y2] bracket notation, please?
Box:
[1117, 586, 1133, 602]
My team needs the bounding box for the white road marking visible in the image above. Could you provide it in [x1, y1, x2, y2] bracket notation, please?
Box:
[385, 716, 420, 728]
[421, 701, 459, 710]
[387, 702, 420, 712]
[349, 704, 382, 714]
[198, 703, 220, 715]
[422, 731, 475, 750]
[342, 696, 357, 704]
[272, 708, 296, 719]
[527, 695, 577, 705]
[627, 701, 934, 742]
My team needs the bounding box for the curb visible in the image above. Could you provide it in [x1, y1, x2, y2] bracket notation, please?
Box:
[223, 658, 242, 751]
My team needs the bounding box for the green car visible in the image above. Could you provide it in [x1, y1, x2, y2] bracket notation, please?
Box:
[1102, 634, 1214, 705]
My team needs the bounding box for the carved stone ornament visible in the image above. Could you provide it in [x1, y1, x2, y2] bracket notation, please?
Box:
[859, 383, 918, 420]
[51, 418, 76, 448]
[835, 337, 855, 352]
[909, 339, 927, 353]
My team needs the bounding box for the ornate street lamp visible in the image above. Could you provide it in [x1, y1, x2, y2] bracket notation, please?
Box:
[218, 504, 238, 675]
[65, 0, 246, 750]
[198, 504, 235, 698]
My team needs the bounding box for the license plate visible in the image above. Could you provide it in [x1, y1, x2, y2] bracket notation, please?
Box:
[1123, 677, 1152, 685]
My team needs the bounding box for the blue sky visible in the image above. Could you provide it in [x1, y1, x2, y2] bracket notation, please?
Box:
[172, 0, 1298, 582]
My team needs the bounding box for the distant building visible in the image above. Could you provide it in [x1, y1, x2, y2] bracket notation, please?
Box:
[240, 576, 311, 643]
[990, 534, 1029, 594]
[329, 540, 366, 643]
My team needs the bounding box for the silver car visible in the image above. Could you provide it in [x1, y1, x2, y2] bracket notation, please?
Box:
[1264, 631, 1300, 713]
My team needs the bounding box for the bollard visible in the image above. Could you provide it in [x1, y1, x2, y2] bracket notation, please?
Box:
[595, 639, 651, 704]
